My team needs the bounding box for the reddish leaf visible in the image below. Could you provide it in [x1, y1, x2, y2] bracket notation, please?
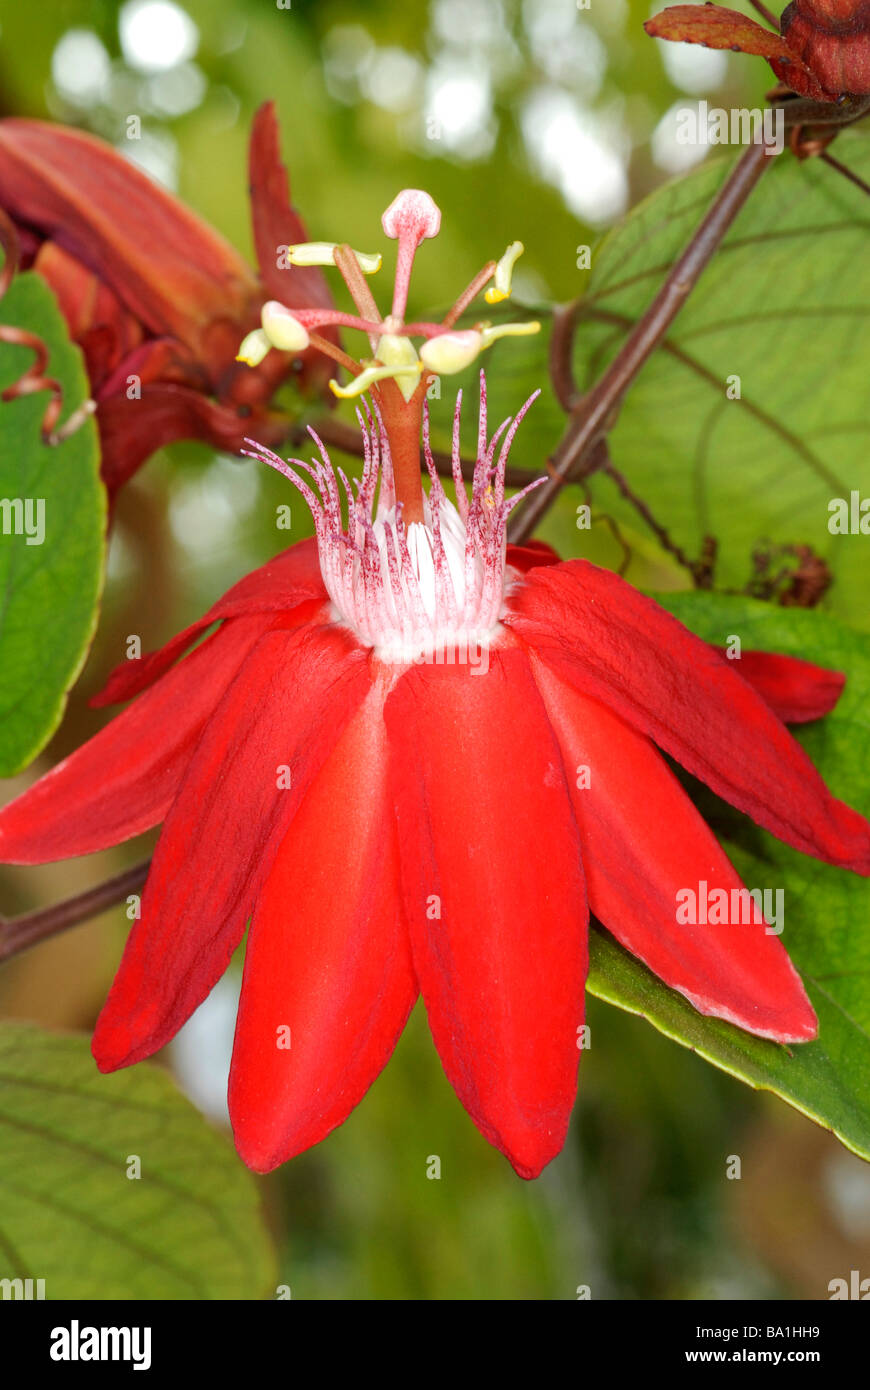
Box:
[645, 5, 796, 58]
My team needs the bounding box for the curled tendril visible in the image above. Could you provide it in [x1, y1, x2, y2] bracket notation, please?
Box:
[0, 207, 96, 445]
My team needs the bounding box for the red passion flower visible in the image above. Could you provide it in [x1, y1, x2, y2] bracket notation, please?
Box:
[1, 190, 868, 1179]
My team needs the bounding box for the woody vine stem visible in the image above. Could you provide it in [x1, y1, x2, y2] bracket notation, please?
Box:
[1, 104, 868, 959]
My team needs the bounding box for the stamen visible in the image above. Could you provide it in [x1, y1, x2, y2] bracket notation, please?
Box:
[236, 329, 270, 367]
[285, 242, 382, 274]
[330, 359, 423, 399]
[419, 330, 482, 375]
[485, 242, 525, 304]
[479, 320, 541, 347]
[261, 301, 311, 351]
[442, 262, 497, 329]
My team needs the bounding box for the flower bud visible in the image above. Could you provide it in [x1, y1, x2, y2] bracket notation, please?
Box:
[780, 0, 870, 97]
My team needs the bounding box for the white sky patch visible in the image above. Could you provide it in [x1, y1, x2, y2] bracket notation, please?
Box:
[521, 86, 628, 225]
[51, 29, 112, 105]
[105, 526, 136, 586]
[424, 61, 495, 158]
[119, 0, 199, 73]
[169, 456, 261, 556]
[145, 61, 207, 117]
[651, 99, 710, 174]
[523, 0, 607, 100]
[658, 36, 729, 94]
[432, 0, 506, 48]
[360, 46, 423, 112]
[170, 973, 241, 1125]
[322, 25, 375, 104]
[824, 1151, 870, 1240]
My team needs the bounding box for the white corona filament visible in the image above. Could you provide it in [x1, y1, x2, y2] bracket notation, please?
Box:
[242, 374, 543, 662]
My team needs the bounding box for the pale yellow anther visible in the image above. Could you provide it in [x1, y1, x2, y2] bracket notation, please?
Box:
[375, 331, 423, 402]
[236, 328, 270, 367]
[286, 242, 382, 274]
[484, 241, 525, 304]
[261, 301, 310, 352]
[419, 330, 483, 376]
[479, 320, 541, 348]
[329, 359, 424, 400]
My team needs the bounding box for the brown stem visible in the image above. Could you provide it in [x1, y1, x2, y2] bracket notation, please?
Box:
[333, 243, 382, 350]
[510, 140, 774, 543]
[599, 455, 712, 586]
[780, 93, 870, 129]
[442, 262, 496, 329]
[820, 150, 870, 197]
[0, 860, 150, 964]
[306, 329, 361, 377]
[549, 302, 582, 411]
[0, 206, 20, 298]
[748, 0, 780, 29]
[375, 377, 426, 522]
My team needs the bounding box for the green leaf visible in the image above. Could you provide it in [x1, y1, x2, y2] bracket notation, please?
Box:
[587, 593, 870, 1161]
[0, 272, 105, 775]
[572, 136, 870, 624]
[0, 1022, 276, 1298]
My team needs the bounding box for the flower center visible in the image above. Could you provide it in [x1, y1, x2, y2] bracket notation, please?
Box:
[243, 374, 543, 662]
[236, 187, 540, 528]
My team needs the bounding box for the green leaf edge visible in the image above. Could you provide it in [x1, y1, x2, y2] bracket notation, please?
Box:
[0, 271, 107, 776]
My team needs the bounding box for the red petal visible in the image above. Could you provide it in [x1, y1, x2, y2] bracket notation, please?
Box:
[505, 539, 561, 574]
[645, 5, 797, 58]
[713, 646, 845, 723]
[33, 239, 144, 386]
[0, 618, 268, 865]
[384, 645, 588, 1179]
[0, 119, 257, 364]
[249, 102, 333, 311]
[531, 654, 817, 1041]
[92, 621, 371, 1071]
[506, 562, 870, 874]
[248, 102, 337, 396]
[229, 678, 416, 1172]
[91, 539, 327, 707]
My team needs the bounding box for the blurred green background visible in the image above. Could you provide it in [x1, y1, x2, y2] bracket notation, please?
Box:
[2, 0, 870, 1299]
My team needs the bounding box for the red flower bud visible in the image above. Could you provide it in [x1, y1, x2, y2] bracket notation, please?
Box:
[779, 0, 870, 96]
